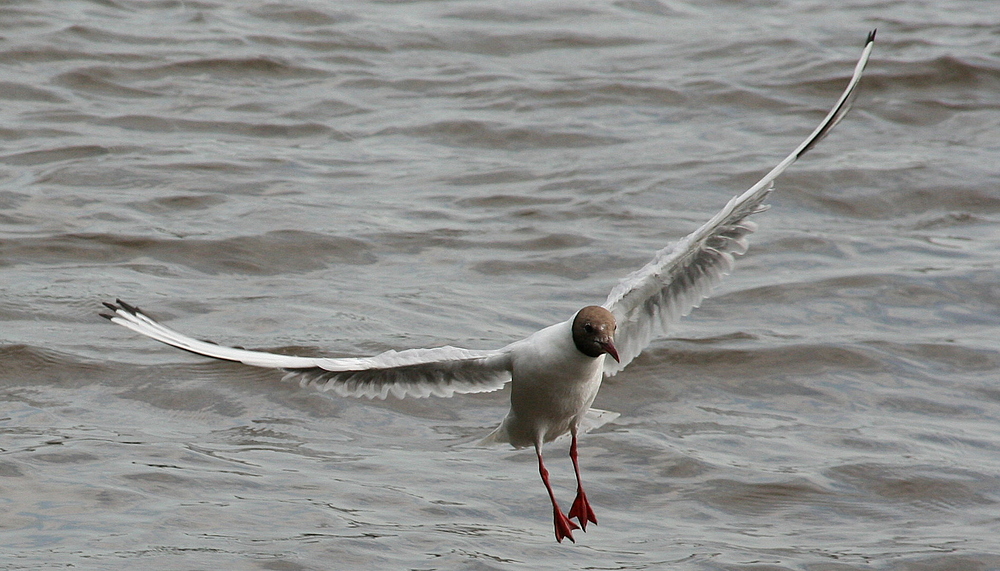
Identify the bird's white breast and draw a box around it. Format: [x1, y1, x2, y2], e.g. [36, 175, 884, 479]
[498, 319, 607, 447]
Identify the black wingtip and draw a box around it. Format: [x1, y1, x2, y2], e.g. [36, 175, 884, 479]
[116, 299, 140, 315]
[99, 312, 116, 320]
[867, 29, 877, 44]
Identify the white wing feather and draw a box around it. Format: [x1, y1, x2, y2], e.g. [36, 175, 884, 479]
[603, 31, 875, 375]
[102, 33, 875, 390]
[102, 300, 512, 399]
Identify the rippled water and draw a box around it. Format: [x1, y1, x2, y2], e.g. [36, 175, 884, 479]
[2, 1, 999, 569]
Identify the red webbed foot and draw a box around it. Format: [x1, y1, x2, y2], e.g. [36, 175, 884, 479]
[568, 487, 598, 531]
[553, 506, 580, 543]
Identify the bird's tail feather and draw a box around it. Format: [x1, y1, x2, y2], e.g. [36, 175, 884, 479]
[578, 408, 620, 435]
[478, 408, 620, 447]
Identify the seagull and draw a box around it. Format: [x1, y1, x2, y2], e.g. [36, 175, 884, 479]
[102, 31, 875, 543]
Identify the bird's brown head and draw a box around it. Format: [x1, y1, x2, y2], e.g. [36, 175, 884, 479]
[572, 306, 619, 363]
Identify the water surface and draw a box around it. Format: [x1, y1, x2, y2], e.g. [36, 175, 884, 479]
[2, 1, 999, 569]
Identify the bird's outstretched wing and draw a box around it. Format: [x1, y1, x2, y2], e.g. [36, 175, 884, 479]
[101, 300, 512, 399]
[603, 30, 876, 375]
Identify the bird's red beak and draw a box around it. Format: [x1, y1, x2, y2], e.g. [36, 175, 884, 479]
[601, 340, 620, 363]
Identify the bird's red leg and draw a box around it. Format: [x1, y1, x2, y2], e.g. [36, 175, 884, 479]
[535, 443, 578, 543]
[567, 432, 598, 530]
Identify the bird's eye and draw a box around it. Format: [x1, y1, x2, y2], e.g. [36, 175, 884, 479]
[584, 323, 594, 333]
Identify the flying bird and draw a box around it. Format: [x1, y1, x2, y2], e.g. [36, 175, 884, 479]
[103, 31, 875, 543]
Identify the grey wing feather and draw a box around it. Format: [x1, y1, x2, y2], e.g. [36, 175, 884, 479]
[102, 300, 512, 399]
[603, 30, 875, 375]
[284, 348, 512, 399]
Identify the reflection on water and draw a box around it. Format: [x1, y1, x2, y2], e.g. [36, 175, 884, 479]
[2, 1, 999, 569]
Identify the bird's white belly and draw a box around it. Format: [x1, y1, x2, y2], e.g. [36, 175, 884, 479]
[500, 323, 606, 448]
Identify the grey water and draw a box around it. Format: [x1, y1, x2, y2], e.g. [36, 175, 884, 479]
[1, 1, 999, 569]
